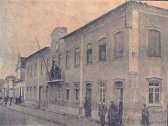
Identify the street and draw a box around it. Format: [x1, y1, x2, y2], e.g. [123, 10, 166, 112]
[0, 105, 61, 126]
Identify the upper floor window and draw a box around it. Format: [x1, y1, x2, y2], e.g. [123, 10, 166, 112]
[46, 59, 49, 70]
[40, 61, 43, 75]
[66, 51, 70, 68]
[87, 43, 93, 64]
[74, 48, 80, 67]
[114, 31, 124, 59]
[148, 29, 161, 57]
[99, 38, 106, 61]
[58, 54, 62, 68]
[27, 66, 29, 78]
[148, 80, 161, 104]
[34, 64, 37, 76]
[30, 65, 33, 77]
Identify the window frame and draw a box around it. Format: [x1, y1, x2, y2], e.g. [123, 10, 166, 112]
[66, 88, 70, 101]
[74, 83, 79, 101]
[147, 28, 161, 57]
[66, 50, 70, 69]
[114, 31, 124, 59]
[99, 38, 106, 62]
[98, 81, 106, 104]
[86, 43, 93, 64]
[74, 48, 80, 67]
[146, 77, 162, 106]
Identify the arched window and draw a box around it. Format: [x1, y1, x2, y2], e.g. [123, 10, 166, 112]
[114, 31, 124, 59]
[148, 29, 161, 57]
[87, 43, 93, 64]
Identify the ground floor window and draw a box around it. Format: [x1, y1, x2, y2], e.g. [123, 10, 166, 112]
[99, 81, 106, 103]
[148, 81, 160, 104]
[74, 83, 79, 101]
[66, 88, 70, 101]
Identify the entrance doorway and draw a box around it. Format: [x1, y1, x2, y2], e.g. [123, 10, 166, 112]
[115, 81, 123, 123]
[84, 83, 92, 117]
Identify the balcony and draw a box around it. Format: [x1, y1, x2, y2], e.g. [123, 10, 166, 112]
[46, 66, 64, 84]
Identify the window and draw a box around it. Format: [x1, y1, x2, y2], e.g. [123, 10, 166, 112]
[27, 87, 29, 92]
[66, 51, 70, 68]
[30, 87, 32, 92]
[87, 43, 93, 64]
[148, 81, 161, 104]
[58, 54, 62, 68]
[66, 88, 70, 100]
[31, 65, 33, 77]
[27, 66, 29, 78]
[75, 88, 79, 100]
[99, 38, 106, 61]
[40, 61, 43, 75]
[148, 29, 161, 57]
[75, 48, 80, 67]
[34, 64, 37, 76]
[74, 83, 79, 101]
[99, 82, 106, 103]
[114, 31, 124, 59]
[34, 86, 36, 91]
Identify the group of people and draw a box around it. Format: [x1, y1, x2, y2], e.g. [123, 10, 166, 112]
[4, 96, 13, 106]
[15, 96, 23, 104]
[98, 101, 122, 126]
[98, 102, 149, 126]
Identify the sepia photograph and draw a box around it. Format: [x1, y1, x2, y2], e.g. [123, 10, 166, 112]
[0, 0, 168, 126]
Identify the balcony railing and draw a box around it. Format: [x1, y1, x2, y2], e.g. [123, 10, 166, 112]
[46, 66, 64, 82]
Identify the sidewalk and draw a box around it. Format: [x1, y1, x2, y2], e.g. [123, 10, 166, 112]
[1, 102, 106, 126]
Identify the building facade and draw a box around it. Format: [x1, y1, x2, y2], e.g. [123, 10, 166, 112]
[46, 2, 168, 126]
[14, 56, 26, 100]
[23, 1, 168, 126]
[2, 76, 16, 99]
[24, 47, 50, 108]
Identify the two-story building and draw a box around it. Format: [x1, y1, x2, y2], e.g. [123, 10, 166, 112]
[45, 1, 168, 126]
[24, 47, 50, 109]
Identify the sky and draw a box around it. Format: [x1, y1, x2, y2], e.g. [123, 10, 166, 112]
[0, 0, 168, 79]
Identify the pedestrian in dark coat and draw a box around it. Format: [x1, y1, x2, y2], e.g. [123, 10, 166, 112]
[108, 101, 118, 126]
[84, 97, 91, 117]
[4, 96, 8, 106]
[98, 103, 107, 126]
[9, 97, 13, 106]
[142, 104, 149, 126]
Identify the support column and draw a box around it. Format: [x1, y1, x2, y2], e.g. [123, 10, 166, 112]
[124, 9, 141, 126]
[79, 34, 84, 117]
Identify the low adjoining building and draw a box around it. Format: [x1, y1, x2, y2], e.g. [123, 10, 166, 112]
[14, 56, 26, 101]
[24, 47, 50, 108]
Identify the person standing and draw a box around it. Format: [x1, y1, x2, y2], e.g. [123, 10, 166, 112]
[142, 104, 149, 126]
[4, 96, 8, 106]
[9, 97, 13, 106]
[108, 101, 118, 126]
[98, 102, 107, 126]
[84, 97, 91, 117]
